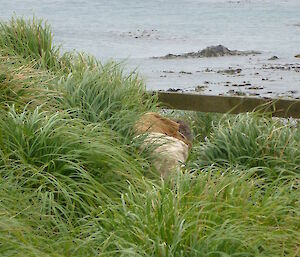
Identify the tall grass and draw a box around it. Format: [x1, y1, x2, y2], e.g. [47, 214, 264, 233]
[0, 17, 299, 257]
[58, 55, 158, 138]
[188, 113, 300, 179]
[1, 167, 298, 256]
[92, 170, 299, 256]
[0, 17, 64, 71]
[0, 51, 60, 109]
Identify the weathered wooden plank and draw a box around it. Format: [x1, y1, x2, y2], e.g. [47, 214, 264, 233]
[152, 91, 300, 118]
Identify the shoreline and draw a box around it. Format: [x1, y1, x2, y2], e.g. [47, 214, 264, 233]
[125, 51, 300, 99]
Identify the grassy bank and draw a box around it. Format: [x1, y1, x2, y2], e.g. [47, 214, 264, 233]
[0, 17, 299, 257]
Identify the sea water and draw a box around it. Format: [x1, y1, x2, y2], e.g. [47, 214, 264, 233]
[1, 0, 299, 96]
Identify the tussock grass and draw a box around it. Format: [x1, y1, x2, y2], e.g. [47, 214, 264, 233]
[97, 170, 299, 256]
[0, 51, 60, 109]
[0, 17, 63, 71]
[58, 55, 158, 137]
[188, 113, 300, 179]
[0, 17, 299, 257]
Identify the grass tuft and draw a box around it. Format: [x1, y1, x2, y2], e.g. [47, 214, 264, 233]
[188, 113, 300, 179]
[0, 17, 63, 71]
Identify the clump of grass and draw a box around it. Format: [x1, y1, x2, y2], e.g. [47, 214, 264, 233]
[2, 165, 298, 256]
[188, 113, 300, 179]
[0, 106, 94, 220]
[0, 107, 157, 256]
[75, 170, 300, 256]
[167, 110, 223, 142]
[0, 51, 60, 109]
[0, 17, 64, 71]
[58, 55, 158, 138]
[0, 105, 153, 212]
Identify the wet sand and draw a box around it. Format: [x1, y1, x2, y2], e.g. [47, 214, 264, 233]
[126, 53, 300, 99]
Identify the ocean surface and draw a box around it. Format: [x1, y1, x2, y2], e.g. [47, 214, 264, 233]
[1, 0, 300, 97]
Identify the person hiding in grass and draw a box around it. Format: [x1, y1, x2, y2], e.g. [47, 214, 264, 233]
[134, 112, 193, 178]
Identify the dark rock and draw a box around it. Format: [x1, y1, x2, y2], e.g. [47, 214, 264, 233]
[247, 86, 264, 90]
[234, 91, 247, 96]
[179, 71, 192, 75]
[262, 63, 300, 72]
[227, 90, 246, 96]
[154, 45, 261, 59]
[197, 45, 260, 57]
[195, 85, 208, 92]
[232, 83, 246, 87]
[167, 88, 181, 92]
[162, 53, 180, 59]
[217, 68, 242, 75]
[198, 45, 232, 57]
[268, 56, 279, 60]
[287, 90, 297, 94]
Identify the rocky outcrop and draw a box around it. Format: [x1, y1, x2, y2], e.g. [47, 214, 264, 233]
[268, 56, 279, 60]
[155, 45, 261, 59]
